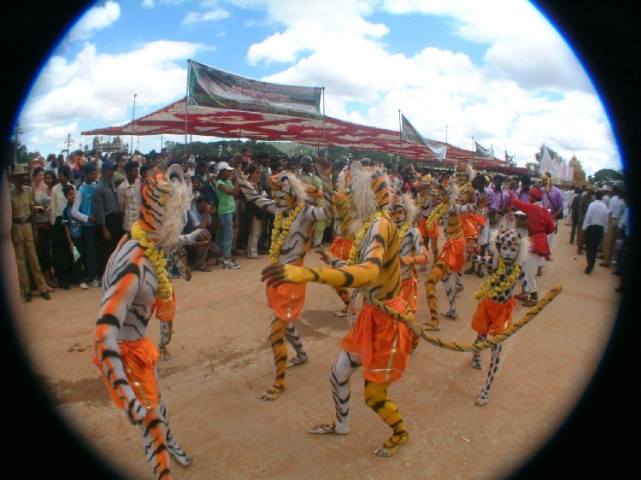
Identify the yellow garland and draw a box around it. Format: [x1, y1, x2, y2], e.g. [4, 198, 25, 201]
[130, 221, 172, 301]
[473, 258, 520, 303]
[426, 202, 449, 231]
[397, 221, 410, 240]
[269, 203, 304, 264]
[346, 211, 386, 266]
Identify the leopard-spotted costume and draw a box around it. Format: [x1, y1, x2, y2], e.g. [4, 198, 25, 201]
[423, 177, 488, 330]
[468, 228, 529, 406]
[262, 163, 413, 457]
[93, 164, 209, 479]
[237, 157, 335, 401]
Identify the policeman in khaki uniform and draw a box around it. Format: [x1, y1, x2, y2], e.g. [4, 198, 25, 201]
[10, 164, 51, 302]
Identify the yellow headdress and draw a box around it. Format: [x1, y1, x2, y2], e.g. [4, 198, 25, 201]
[542, 172, 552, 192]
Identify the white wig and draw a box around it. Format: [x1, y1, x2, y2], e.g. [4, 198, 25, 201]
[350, 168, 378, 222]
[400, 193, 419, 225]
[278, 170, 308, 205]
[157, 164, 191, 251]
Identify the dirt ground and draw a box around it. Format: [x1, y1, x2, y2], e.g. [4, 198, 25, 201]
[4, 221, 629, 479]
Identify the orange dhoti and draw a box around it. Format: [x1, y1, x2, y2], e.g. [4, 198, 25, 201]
[460, 213, 485, 240]
[330, 236, 354, 261]
[471, 296, 518, 336]
[401, 276, 419, 313]
[417, 216, 439, 239]
[93, 336, 161, 410]
[341, 296, 413, 384]
[437, 237, 467, 272]
[266, 264, 307, 321]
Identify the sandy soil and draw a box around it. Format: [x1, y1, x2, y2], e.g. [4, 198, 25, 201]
[6, 222, 626, 479]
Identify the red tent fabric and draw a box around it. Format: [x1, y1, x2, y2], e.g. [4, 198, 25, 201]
[82, 97, 503, 165]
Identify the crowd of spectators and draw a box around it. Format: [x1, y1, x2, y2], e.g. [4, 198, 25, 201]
[7, 147, 628, 301]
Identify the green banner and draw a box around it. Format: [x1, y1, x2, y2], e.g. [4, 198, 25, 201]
[187, 60, 322, 119]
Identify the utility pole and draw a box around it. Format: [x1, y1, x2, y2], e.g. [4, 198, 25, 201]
[65, 132, 74, 159]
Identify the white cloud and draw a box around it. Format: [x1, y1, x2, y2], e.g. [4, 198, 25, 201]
[66, 0, 121, 42]
[241, 0, 617, 175]
[20, 39, 205, 154]
[182, 7, 231, 25]
[18, 0, 619, 176]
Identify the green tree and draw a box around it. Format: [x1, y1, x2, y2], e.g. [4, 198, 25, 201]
[7, 139, 30, 165]
[592, 168, 624, 189]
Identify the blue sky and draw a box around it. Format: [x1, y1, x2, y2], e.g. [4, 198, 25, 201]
[18, 0, 620, 175]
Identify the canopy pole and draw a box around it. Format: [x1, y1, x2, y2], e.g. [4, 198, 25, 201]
[398, 109, 403, 161]
[322, 87, 326, 156]
[184, 60, 191, 153]
[184, 99, 188, 151]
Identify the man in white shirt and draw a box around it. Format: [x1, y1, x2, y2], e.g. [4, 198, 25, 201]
[582, 190, 609, 274]
[117, 159, 141, 234]
[600, 185, 624, 267]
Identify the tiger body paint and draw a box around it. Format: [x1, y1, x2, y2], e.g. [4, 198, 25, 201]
[93, 164, 210, 479]
[325, 189, 356, 316]
[390, 192, 429, 353]
[237, 157, 335, 401]
[262, 164, 413, 457]
[416, 189, 440, 264]
[423, 178, 488, 330]
[468, 228, 529, 406]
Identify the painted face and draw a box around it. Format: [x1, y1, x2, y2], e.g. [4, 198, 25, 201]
[499, 243, 518, 262]
[455, 171, 468, 186]
[496, 229, 521, 262]
[274, 189, 295, 211]
[389, 204, 406, 226]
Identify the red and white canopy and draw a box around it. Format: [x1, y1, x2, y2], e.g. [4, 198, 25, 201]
[82, 96, 505, 166]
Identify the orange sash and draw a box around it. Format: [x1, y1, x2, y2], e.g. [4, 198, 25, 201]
[150, 287, 176, 321]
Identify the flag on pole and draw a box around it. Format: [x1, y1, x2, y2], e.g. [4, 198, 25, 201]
[540, 145, 558, 177]
[400, 114, 447, 161]
[505, 150, 515, 163]
[187, 60, 323, 119]
[474, 140, 494, 158]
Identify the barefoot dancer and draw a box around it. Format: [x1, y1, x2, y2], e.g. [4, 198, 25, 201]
[93, 164, 211, 479]
[468, 228, 529, 406]
[261, 164, 414, 457]
[389, 190, 429, 353]
[423, 177, 488, 330]
[237, 157, 335, 401]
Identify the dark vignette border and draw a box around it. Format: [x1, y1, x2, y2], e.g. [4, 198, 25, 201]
[1, 1, 639, 478]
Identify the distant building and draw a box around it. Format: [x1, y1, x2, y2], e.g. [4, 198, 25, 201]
[91, 136, 129, 156]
